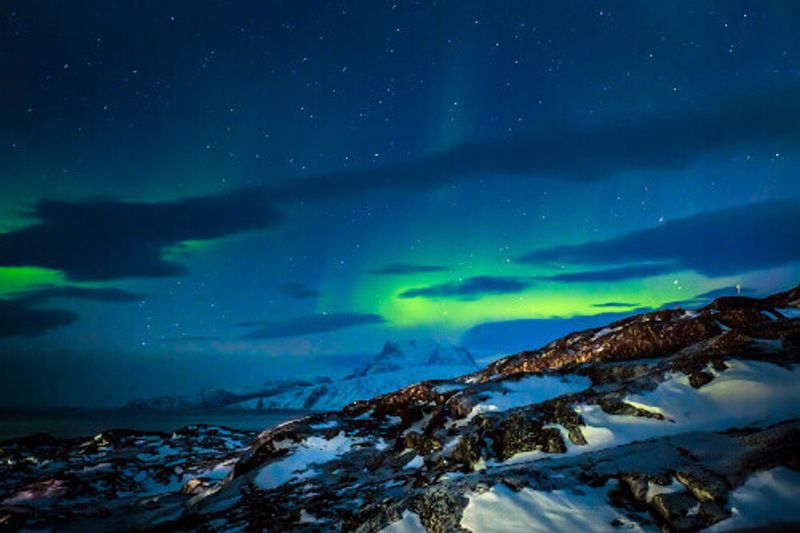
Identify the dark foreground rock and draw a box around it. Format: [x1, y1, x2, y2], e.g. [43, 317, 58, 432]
[2, 284, 799, 531]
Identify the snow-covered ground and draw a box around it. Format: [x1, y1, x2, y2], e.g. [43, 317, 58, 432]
[463, 374, 590, 422]
[706, 467, 800, 531]
[576, 360, 800, 450]
[460, 481, 647, 532]
[255, 431, 375, 490]
[501, 360, 800, 465]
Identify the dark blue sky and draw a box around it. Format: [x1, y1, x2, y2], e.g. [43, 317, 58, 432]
[1, 1, 799, 407]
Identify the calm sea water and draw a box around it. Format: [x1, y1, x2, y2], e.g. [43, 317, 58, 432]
[0, 410, 314, 441]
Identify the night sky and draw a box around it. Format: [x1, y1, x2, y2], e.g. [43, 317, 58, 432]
[2, 1, 799, 408]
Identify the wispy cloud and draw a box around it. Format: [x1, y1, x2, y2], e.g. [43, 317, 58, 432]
[659, 285, 760, 309]
[0, 192, 283, 281]
[277, 282, 320, 300]
[0, 299, 77, 338]
[2, 87, 798, 283]
[592, 301, 641, 308]
[12, 285, 143, 304]
[159, 335, 217, 343]
[399, 276, 532, 300]
[518, 200, 800, 277]
[238, 312, 385, 340]
[274, 86, 800, 199]
[368, 263, 450, 275]
[535, 264, 674, 283]
[0, 284, 142, 338]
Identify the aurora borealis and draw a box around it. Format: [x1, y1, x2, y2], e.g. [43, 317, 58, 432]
[1, 1, 800, 407]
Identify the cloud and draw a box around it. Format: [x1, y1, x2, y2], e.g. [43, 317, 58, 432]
[660, 285, 760, 309]
[238, 312, 385, 340]
[536, 264, 674, 283]
[2, 87, 798, 282]
[0, 191, 283, 281]
[11, 285, 143, 304]
[399, 276, 532, 300]
[277, 282, 320, 300]
[159, 335, 216, 343]
[368, 263, 450, 275]
[518, 200, 800, 277]
[592, 301, 641, 308]
[694, 286, 758, 299]
[0, 299, 77, 338]
[462, 310, 651, 354]
[0, 284, 143, 338]
[274, 86, 800, 199]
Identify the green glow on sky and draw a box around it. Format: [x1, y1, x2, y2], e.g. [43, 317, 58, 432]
[0, 267, 66, 297]
[161, 240, 217, 262]
[347, 268, 716, 330]
[0, 199, 39, 235]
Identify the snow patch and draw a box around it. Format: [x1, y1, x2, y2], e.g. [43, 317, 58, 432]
[761, 310, 779, 321]
[645, 477, 685, 502]
[460, 481, 645, 532]
[575, 360, 800, 453]
[434, 383, 468, 394]
[777, 307, 800, 318]
[707, 467, 800, 531]
[466, 374, 590, 421]
[715, 320, 731, 331]
[200, 458, 236, 480]
[309, 420, 339, 430]
[380, 510, 426, 533]
[298, 509, 320, 524]
[404, 455, 424, 469]
[591, 326, 622, 340]
[254, 432, 361, 490]
[500, 360, 800, 465]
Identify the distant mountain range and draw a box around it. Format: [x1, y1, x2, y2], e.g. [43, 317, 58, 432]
[124, 339, 478, 411]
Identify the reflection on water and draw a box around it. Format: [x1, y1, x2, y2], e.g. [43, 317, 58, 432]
[0, 409, 315, 441]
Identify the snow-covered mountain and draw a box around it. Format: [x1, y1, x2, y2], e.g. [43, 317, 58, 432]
[124, 340, 477, 412]
[349, 339, 477, 377]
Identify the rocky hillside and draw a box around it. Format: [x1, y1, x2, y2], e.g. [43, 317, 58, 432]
[2, 285, 799, 531]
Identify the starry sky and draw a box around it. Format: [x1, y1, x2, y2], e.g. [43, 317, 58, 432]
[1, 1, 799, 408]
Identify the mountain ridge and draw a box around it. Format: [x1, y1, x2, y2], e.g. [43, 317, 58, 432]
[125, 339, 477, 412]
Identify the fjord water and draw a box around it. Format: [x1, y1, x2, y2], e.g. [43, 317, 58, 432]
[0, 409, 313, 441]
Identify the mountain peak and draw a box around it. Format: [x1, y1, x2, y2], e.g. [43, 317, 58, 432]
[351, 338, 477, 378]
